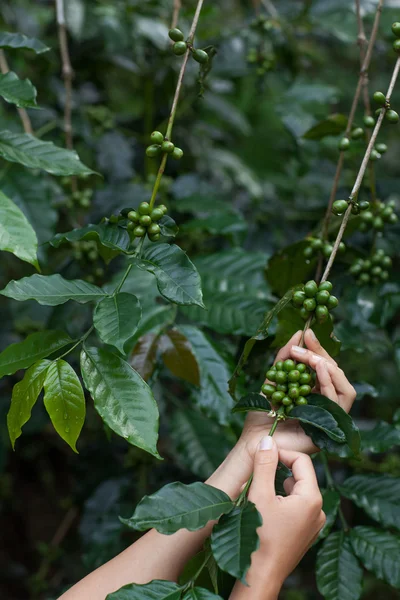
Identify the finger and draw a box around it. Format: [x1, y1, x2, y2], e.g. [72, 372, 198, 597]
[278, 449, 320, 498]
[315, 359, 338, 403]
[283, 476, 295, 495]
[290, 345, 326, 370]
[323, 362, 356, 409]
[273, 331, 303, 365]
[304, 329, 337, 365]
[248, 436, 279, 504]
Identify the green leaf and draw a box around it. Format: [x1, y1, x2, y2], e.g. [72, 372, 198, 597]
[266, 241, 316, 297]
[182, 212, 247, 236]
[316, 531, 363, 600]
[303, 114, 348, 140]
[7, 359, 50, 449]
[350, 526, 400, 588]
[0, 31, 50, 54]
[178, 326, 233, 425]
[318, 488, 341, 540]
[50, 223, 131, 255]
[183, 588, 223, 600]
[0, 131, 96, 176]
[361, 421, 400, 453]
[339, 475, 400, 531]
[43, 360, 86, 453]
[106, 580, 182, 600]
[0, 191, 39, 269]
[136, 244, 204, 308]
[170, 409, 231, 479]
[275, 461, 293, 497]
[94, 293, 142, 353]
[121, 481, 233, 534]
[159, 215, 179, 238]
[211, 501, 262, 583]
[300, 394, 361, 457]
[130, 334, 159, 382]
[80, 347, 160, 458]
[1, 273, 107, 305]
[160, 328, 200, 386]
[288, 405, 346, 443]
[0, 330, 73, 378]
[232, 393, 272, 414]
[0, 71, 37, 108]
[228, 286, 299, 398]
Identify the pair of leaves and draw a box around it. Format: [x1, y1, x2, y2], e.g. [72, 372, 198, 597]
[0, 191, 39, 269]
[0, 71, 37, 108]
[107, 580, 222, 600]
[7, 358, 85, 452]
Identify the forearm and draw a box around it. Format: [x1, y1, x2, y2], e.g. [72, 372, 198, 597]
[229, 556, 282, 600]
[59, 442, 251, 600]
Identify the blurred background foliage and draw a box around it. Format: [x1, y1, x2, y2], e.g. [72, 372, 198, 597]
[0, 0, 400, 598]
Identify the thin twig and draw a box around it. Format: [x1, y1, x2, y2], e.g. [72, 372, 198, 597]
[261, 0, 279, 19]
[171, 0, 182, 30]
[56, 0, 74, 152]
[0, 49, 33, 134]
[321, 56, 400, 283]
[321, 0, 384, 240]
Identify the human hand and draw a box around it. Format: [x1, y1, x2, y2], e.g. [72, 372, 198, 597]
[229, 438, 326, 600]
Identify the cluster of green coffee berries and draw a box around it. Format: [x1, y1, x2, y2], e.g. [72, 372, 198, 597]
[350, 249, 392, 286]
[262, 359, 316, 415]
[303, 237, 346, 260]
[338, 125, 366, 151]
[146, 131, 183, 161]
[358, 200, 398, 233]
[72, 240, 98, 263]
[332, 198, 370, 217]
[124, 202, 167, 242]
[292, 280, 339, 323]
[247, 47, 275, 75]
[392, 22, 400, 53]
[373, 91, 399, 124]
[169, 28, 208, 64]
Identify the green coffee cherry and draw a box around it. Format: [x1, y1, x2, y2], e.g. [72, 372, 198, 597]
[289, 387, 299, 400]
[370, 149, 381, 161]
[311, 238, 323, 251]
[299, 307, 309, 320]
[332, 199, 349, 215]
[304, 280, 318, 297]
[297, 363, 306, 373]
[138, 202, 151, 215]
[392, 22, 400, 37]
[299, 372, 311, 385]
[162, 141, 175, 154]
[169, 28, 185, 42]
[304, 298, 317, 312]
[275, 361, 284, 370]
[150, 208, 164, 221]
[150, 131, 164, 145]
[283, 359, 296, 372]
[272, 391, 285, 404]
[149, 233, 161, 242]
[133, 225, 146, 237]
[128, 210, 139, 222]
[303, 246, 314, 259]
[172, 147, 184, 160]
[146, 144, 162, 158]
[315, 305, 329, 323]
[276, 371, 287, 384]
[266, 370, 277, 381]
[386, 109, 399, 123]
[192, 48, 208, 64]
[319, 281, 333, 292]
[292, 291, 306, 306]
[299, 385, 311, 396]
[373, 91, 387, 105]
[351, 127, 364, 140]
[363, 115, 375, 128]
[375, 143, 387, 154]
[316, 290, 330, 305]
[351, 203, 361, 215]
[173, 41, 187, 55]
[148, 223, 161, 236]
[262, 383, 276, 396]
[276, 384, 287, 392]
[323, 244, 333, 259]
[139, 215, 152, 226]
[338, 137, 350, 151]
[282, 396, 292, 406]
[393, 39, 400, 53]
[359, 200, 370, 211]
[296, 397, 308, 406]
[288, 370, 300, 383]
[327, 295, 339, 309]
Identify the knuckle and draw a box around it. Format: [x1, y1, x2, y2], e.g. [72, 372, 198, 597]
[256, 453, 276, 466]
[309, 493, 324, 513]
[319, 511, 327, 527]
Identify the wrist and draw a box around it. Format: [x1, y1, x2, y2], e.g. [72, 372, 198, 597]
[205, 439, 252, 499]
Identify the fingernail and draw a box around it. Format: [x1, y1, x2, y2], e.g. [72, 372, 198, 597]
[292, 345, 306, 354]
[309, 329, 317, 341]
[259, 436, 273, 450]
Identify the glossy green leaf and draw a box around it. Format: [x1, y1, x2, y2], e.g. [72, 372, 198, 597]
[211, 501, 262, 583]
[0, 191, 39, 269]
[130, 334, 159, 382]
[288, 405, 346, 443]
[159, 215, 179, 238]
[0, 131, 96, 176]
[0, 330, 73, 378]
[318, 489, 341, 540]
[50, 223, 131, 254]
[316, 531, 363, 600]
[303, 113, 347, 140]
[170, 409, 231, 479]
[232, 393, 272, 414]
[0, 31, 50, 53]
[0, 71, 37, 108]
[80, 347, 160, 458]
[228, 286, 299, 398]
[160, 328, 200, 386]
[183, 588, 223, 600]
[275, 461, 293, 497]
[43, 360, 86, 453]
[121, 481, 233, 534]
[178, 326, 233, 425]
[339, 475, 400, 531]
[1, 273, 107, 306]
[300, 394, 361, 457]
[350, 527, 400, 588]
[106, 580, 182, 600]
[361, 421, 400, 453]
[266, 241, 316, 297]
[137, 244, 204, 308]
[7, 359, 50, 449]
[94, 293, 142, 353]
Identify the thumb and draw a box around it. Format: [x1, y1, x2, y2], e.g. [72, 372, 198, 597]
[249, 436, 278, 504]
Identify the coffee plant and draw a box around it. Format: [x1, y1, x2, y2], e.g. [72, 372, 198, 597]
[0, 1, 400, 599]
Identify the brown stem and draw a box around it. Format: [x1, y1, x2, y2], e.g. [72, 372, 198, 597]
[261, 0, 279, 19]
[320, 0, 384, 240]
[171, 0, 182, 30]
[0, 50, 33, 134]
